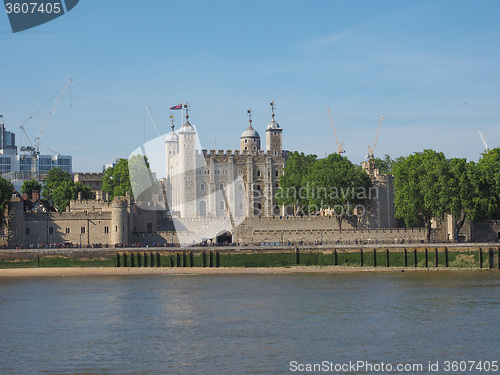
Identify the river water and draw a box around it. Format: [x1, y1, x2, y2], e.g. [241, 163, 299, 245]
[0, 271, 499, 374]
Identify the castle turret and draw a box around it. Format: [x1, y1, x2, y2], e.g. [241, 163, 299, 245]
[240, 108, 260, 152]
[265, 101, 282, 156]
[111, 197, 129, 245]
[165, 116, 179, 215]
[178, 104, 197, 218]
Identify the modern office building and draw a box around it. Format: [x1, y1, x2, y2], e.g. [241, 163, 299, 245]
[0, 115, 72, 186]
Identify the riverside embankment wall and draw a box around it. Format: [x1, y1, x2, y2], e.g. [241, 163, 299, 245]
[1, 244, 499, 269]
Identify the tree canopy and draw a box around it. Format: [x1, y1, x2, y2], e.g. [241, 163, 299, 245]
[41, 168, 92, 212]
[102, 156, 158, 202]
[20, 179, 42, 199]
[392, 148, 500, 242]
[275, 152, 317, 215]
[393, 150, 449, 242]
[276, 152, 372, 229]
[308, 153, 372, 229]
[0, 176, 13, 225]
[102, 159, 132, 201]
[371, 154, 393, 174]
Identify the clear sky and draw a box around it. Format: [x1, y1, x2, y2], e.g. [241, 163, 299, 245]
[1, 0, 499, 172]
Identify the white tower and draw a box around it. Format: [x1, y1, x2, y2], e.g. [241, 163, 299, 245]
[178, 104, 197, 218]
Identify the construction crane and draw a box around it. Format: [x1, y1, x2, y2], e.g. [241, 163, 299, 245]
[19, 77, 73, 179]
[46, 148, 61, 156]
[478, 130, 489, 152]
[144, 102, 166, 143]
[327, 107, 345, 155]
[367, 115, 384, 159]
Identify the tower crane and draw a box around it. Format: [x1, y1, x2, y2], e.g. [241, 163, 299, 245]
[19, 77, 73, 179]
[478, 130, 489, 152]
[46, 148, 61, 156]
[327, 107, 345, 155]
[144, 102, 166, 143]
[367, 115, 384, 159]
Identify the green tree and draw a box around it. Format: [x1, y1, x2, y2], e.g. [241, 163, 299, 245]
[51, 180, 74, 213]
[0, 176, 14, 225]
[275, 152, 317, 215]
[393, 150, 449, 242]
[42, 167, 72, 203]
[20, 179, 42, 199]
[308, 153, 372, 230]
[445, 158, 478, 242]
[41, 168, 93, 212]
[474, 148, 500, 220]
[102, 159, 132, 201]
[128, 154, 160, 202]
[371, 154, 393, 174]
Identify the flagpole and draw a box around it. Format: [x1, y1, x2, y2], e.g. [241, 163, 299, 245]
[181, 101, 184, 124]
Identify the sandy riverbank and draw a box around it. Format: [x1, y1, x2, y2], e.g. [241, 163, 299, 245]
[0, 266, 491, 277]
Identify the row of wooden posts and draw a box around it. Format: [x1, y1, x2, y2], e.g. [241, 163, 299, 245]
[115, 251, 221, 268]
[115, 247, 500, 269]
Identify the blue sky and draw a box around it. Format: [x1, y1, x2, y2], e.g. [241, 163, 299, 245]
[1, 0, 499, 172]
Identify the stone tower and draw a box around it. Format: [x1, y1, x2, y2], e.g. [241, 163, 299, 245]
[240, 108, 260, 152]
[165, 118, 179, 214]
[111, 197, 129, 245]
[178, 106, 197, 218]
[266, 101, 282, 156]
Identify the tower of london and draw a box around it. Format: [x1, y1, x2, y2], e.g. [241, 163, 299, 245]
[164, 103, 288, 221]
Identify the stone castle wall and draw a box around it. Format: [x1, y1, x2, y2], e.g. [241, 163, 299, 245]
[235, 217, 425, 245]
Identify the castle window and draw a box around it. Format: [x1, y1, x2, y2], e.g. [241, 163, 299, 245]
[244, 139, 248, 143]
[200, 182, 205, 191]
[218, 182, 225, 191]
[187, 176, 192, 181]
[219, 201, 225, 210]
[65, 228, 70, 234]
[253, 147, 256, 150]
[257, 170, 261, 177]
[238, 183, 243, 191]
[104, 226, 109, 234]
[81, 226, 86, 234]
[147, 222, 153, 233]
[115, 226, 118, 232]
[244, 147, 247, 150]
[25, 227, 30, 235]
[255, 184, 261, 191]
[275, 170, 279, 177]
[48, 227, 53, 235]
[274, 151, 278, 156]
